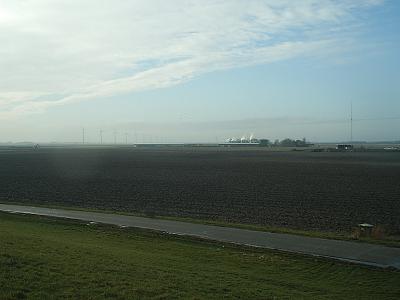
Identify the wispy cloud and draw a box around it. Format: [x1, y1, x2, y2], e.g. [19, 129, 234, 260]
[0, 0, 382, 118]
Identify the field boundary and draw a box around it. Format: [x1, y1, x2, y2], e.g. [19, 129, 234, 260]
[1, 200, 398, 248]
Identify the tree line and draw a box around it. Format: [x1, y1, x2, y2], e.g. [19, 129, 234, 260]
[259, 138, 311, 147]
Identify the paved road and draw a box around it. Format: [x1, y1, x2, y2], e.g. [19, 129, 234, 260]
[1, 203, 399, 269]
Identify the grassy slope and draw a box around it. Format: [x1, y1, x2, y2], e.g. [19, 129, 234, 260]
[1, 213, 400, 299]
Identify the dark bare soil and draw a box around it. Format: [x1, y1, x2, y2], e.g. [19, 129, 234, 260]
[1, 146, 399, 232]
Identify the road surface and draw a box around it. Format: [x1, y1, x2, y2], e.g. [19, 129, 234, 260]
[1, 203, 399, 269]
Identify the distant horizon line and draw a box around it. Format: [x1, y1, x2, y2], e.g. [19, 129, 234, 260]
[1, 140, 400, 146]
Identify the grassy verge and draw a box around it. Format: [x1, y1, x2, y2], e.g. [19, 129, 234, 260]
[1, 200, 399, 248]
[1, 212, 400, 299]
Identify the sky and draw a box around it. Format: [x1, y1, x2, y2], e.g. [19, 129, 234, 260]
[0, 0, 399, 143]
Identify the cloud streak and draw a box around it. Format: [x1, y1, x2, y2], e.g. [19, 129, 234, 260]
[0, 0, 382, 118]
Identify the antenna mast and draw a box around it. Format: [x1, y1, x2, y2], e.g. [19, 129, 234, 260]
[350, 102, 353, 143]
[82, 128, 85, 144]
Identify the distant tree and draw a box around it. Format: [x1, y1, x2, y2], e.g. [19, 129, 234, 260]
[280, 138, 295, 147]
[295, 139, 303, 146]
[259, 139, 270, 147]
[279, 138, 310, 147]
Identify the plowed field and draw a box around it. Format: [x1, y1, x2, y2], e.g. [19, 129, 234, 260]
[1, 147, 399, 232]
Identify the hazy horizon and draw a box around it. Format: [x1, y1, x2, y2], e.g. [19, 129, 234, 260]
[2, 116, 400, 145]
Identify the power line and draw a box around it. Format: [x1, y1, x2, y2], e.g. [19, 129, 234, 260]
[353, 117, 400, 121]
[295, 116, 400, 125]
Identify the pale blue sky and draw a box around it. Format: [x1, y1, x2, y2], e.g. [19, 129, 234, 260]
[0, 0, 399, 143]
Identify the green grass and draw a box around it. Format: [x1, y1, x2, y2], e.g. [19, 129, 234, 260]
[2, 200, 399, 248]
[1, 212, 400, 299]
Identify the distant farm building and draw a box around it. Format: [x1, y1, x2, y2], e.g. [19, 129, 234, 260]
[224, 134, 260, 146]
[336, 144, 353, 151]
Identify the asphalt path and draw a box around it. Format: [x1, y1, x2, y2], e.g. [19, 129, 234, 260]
[1, 203, 399, 269]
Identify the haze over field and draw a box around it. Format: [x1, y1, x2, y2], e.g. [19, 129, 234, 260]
[0, 0, 399, 143]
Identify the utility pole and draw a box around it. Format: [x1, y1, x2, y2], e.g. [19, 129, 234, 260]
[350, 102, 353, 143]
[114, 130, 117, 145]
[125, 132, 128, 145]
[82, 128, 85, 144]
[100, 129, 103, 145]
